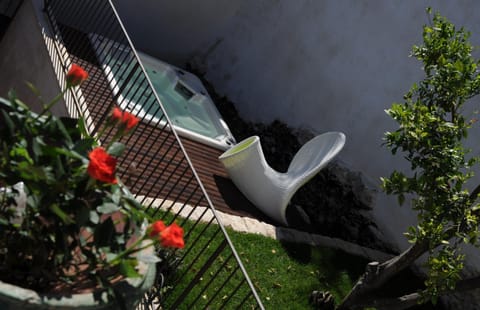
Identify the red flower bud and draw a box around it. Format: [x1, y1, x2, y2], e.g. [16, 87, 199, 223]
[110, 107, 139, 131]
[122, 111, 139, 130]
[149, 220, 166, 238]
[87, 147, 117, 184]
[66, 64, 88, 87]
[160, 223, 184, 249]
[111, 107, 123, 123]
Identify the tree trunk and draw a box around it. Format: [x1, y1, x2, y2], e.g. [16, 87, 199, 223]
[350, 274, 480, 310]
[337, 239, 429, 310]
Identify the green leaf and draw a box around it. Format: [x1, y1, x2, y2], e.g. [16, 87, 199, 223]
[137, 253, 162, 264]
[73, 138, 95, 156]
[55, 117, 73, 145]
[89, 211, 99, 224]
[119, 259, 140, 278]
[31, 137, 43, 160]
[111, 187, 121, 205]
[50, 204, 74, 224]
[10, 147, 33, 164]
[0, 109, 15, 136]
[76, 117, 90, 137]
[75, 204, 91, 226]
[97, 202, 120, 214]
[107, 142, 125, 157]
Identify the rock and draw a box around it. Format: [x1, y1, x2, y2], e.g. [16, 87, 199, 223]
[309, 291, 335, 310]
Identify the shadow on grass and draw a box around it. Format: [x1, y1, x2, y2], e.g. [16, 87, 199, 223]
[280, 241, 445, 309]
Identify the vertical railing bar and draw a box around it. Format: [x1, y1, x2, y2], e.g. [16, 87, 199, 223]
[105, 0, 179, 135]
[110, 60, 140, 108]
[92, 61, 141, 134]
[176, 198, 210, 227]
[116, 64, 144, 105]
[119, 118, 170, 184]
[47, 0, 69, 22]
[203, 253, 240, 309]
[171, 225, 222, 282]
[130, 140, 182, 197]
[140, 163, 192, 210]
[151, 185, 204, 224]
[90, 14, 130, 75]
[90, 46, 138, 136]
[180, 209, 215, 248]
[42, 2, 83, 117]
[168, 239, 228, 309]
[188, 252, 235, 308]
[130, 150, 181, 201]
[203, 264, 241, 310]
[65, 1, 112, 65]
[152, 155, 186, 196]
[167, 183, 205, 223]
[219, 277, 248, 309]
[118, 70, 147, 113]
[129, 146, 175, 198]
[120, 100, 168, 162]
[140, 163, 191, 214]
[236, 290, 255, 310]
[43, 2, 67, 66]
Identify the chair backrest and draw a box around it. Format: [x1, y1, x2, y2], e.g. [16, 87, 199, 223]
[287, 132, 346, 184]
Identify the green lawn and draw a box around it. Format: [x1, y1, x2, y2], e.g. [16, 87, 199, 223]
[155, 211, 367, 309]
[230, 231, 367, 307]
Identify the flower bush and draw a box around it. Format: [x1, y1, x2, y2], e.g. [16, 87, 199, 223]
[0, 64, 183, 296]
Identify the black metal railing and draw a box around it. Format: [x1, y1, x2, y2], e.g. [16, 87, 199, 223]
[43, 0, 264, 309]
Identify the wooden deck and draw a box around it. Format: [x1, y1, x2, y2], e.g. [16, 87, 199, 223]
[59, 25, 271, 224]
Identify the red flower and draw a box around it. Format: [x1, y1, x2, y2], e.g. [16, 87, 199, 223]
[149, 220, 166, 238]
[111, 107, 123, 123]
[66, 64, 88, 87]
[110, 107, 139, 131]
[160, 223, 185, 249]
[87, 147, 117, 184]
[122, 111, 139, 130]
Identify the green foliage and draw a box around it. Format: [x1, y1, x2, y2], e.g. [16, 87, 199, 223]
[0, 91, 155, 294]
[382, 10, 480, 302]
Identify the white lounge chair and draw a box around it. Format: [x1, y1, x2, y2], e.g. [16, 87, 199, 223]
[218, 132, 346, 225]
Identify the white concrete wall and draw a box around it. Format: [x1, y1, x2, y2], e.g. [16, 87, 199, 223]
[113, 0, 480, 270]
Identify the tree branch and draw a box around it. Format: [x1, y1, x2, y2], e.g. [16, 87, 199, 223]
[344, 274, 480, 310]
[337, 239, 429, 310]
[469, 183, 480, 202]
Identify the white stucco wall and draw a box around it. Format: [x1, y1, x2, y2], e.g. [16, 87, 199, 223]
[113, 0, 480, 275]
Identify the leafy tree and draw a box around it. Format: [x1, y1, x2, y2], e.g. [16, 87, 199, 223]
[317, 9, 480, 310]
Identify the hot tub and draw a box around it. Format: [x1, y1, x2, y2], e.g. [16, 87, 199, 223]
[89, 34, 236, 150]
